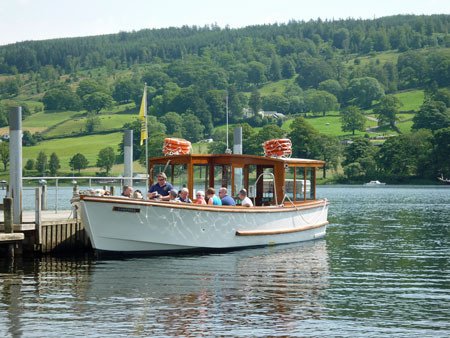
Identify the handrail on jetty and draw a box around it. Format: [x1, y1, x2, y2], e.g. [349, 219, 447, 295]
[21, 176, 147, 213]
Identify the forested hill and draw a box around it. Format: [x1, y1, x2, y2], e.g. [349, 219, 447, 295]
[1, 15, 450, 182]
[1, 14, 449, 74]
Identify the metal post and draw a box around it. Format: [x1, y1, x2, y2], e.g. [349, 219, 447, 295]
[35, 188, 42, 245]
[55, 178, 58, 213]
[225, 95, 231, 154]
[4, 197, 14, 257]
[233, 127, 243, 193]
[41, 184, 47, 210]
[124, 130, 133, 186]
[9, 106, 22, 225]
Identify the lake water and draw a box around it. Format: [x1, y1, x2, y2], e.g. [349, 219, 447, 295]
[1, 186, 449, 337]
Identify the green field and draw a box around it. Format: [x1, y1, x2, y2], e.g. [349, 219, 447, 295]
[44, 114, 136, 137]
[282, 115, 380, 137]
[22, 132, 123, 170]
[394, 90, 424, 111]
[23, 110, 83, 128]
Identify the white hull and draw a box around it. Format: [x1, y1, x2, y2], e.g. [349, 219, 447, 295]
[75, 196, 329, 253]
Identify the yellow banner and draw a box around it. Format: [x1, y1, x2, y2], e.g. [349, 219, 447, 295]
[139, 88, 147, 146]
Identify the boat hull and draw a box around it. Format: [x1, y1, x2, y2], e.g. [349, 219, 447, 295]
[75, 196, 329, 253]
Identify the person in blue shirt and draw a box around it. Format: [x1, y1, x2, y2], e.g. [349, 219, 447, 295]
[218, 187, 236, 206]
[206, 187, 222, 205]
[147, 172, 173, 201]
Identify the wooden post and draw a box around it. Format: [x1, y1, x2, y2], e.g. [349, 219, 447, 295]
[110, 186, 115, 196]
[3, 197, 14, 257]
[72, 185, 79, 219]
[41, 184, 47, 210]
[4, 197, 13, 233]
[35, 188, 42, 245]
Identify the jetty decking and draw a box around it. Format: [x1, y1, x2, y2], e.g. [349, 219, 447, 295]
[0, 209, 90, 254]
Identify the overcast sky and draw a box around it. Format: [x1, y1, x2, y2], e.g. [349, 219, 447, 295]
[1, 0, 449, 46]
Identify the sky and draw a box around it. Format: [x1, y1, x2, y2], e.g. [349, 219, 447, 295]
[0, 0, 449, 46]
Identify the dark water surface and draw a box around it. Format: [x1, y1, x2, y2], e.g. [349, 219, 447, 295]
[1, 186, 449, 337]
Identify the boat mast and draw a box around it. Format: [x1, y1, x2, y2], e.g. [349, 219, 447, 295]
[225, 95, 231, 154]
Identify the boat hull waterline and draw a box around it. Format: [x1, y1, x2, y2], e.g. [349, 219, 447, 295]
[76, 196, 329, 253]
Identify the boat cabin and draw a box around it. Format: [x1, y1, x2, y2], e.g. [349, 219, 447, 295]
[148, 154, 324, 206]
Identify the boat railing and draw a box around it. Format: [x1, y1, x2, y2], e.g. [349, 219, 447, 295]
[253, 172, 278, 206]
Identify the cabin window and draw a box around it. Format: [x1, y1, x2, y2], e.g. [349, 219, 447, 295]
[285, 166, 295, 200]
[193, 164, 209, 194]
[233, 166, 244, 197]
[247, 165, 257, 198]
[213, 165, 231, 192]
[295, 167, 308, 201]
[170, 164, 188, 190]
[307, 167, 316, 200]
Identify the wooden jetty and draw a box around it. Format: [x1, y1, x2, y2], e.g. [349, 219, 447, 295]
[0, 195, 90, 256]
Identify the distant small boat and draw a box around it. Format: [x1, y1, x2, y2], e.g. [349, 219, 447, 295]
[364, 180, 386, 186]
[437, 175, 450, 185]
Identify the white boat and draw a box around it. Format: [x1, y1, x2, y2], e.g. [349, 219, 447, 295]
[72, 153, 329, 254]
[364, 180, 386, 186]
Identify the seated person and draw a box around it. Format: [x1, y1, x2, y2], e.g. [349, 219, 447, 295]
[239, 189, 253, 207]
[206, 187, 222, 205]
[147, 173, 173, 201]
[196, 191, 207, 205]
[176, 188, 193, 203]
[218, 187, 236, 206]
[121, 185, 133, 197]
[168, 189, 178, 201]
[133, 189, 143, 199]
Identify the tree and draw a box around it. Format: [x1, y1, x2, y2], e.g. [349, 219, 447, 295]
[318, 79, 343, 102]
[341, 105, 366, 135]
[288, 117, 320, 158]
[433, 127, 450, 176]
[48, 152, 60, 176]
[247, 61, 266, 85]
[112, 78, 140, 104]
[85, 113, 101, 132]
[0, 142, 9, 171]
[160, 112, 183, 136]
[281, 59, 295, 79]
[315, 134, 342, 179]
[269, 56, 281, 81]
[96, 147, 115, 174]
[22, 130, 37, 146]
[25, 159, 35, 171]
[295, 58, 337, 89]
[374, 95, 402, 128]
[342, 138, 376, 170]
[42, 85, 82, 111]
[83, 92, 113, 113]
[262, 94, 290, 115]
[36, 151, 47, 175]
[346, 77, 385, 109]
[69, 153, 89, 173]
[181, 112, 204, 143]
[412, 101, 450, 131]
[306, 90, 339, 116]
[249, 89, 261, 115]
[76, 79, 104, 98]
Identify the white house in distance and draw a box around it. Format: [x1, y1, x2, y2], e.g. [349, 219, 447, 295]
[243, 108, 285, 119]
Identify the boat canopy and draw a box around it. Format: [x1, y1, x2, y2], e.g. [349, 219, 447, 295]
[148, 154, 324, 207]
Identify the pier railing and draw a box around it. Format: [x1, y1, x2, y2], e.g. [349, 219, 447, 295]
[21, 176, 147, 213]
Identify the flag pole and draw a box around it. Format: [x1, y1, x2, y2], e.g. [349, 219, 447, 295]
[144, 83, 149, 191]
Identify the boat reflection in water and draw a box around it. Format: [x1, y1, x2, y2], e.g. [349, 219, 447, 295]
[87, 240, 329, 336]
[0, 241, 328, 336]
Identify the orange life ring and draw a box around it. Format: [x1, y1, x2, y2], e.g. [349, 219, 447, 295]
[163, 138, 191, 155]
[164, 144, 191, 150]
[264, 143, 292, 150]
[264, 139, 291, 147]
[165, 138, 191, 147]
